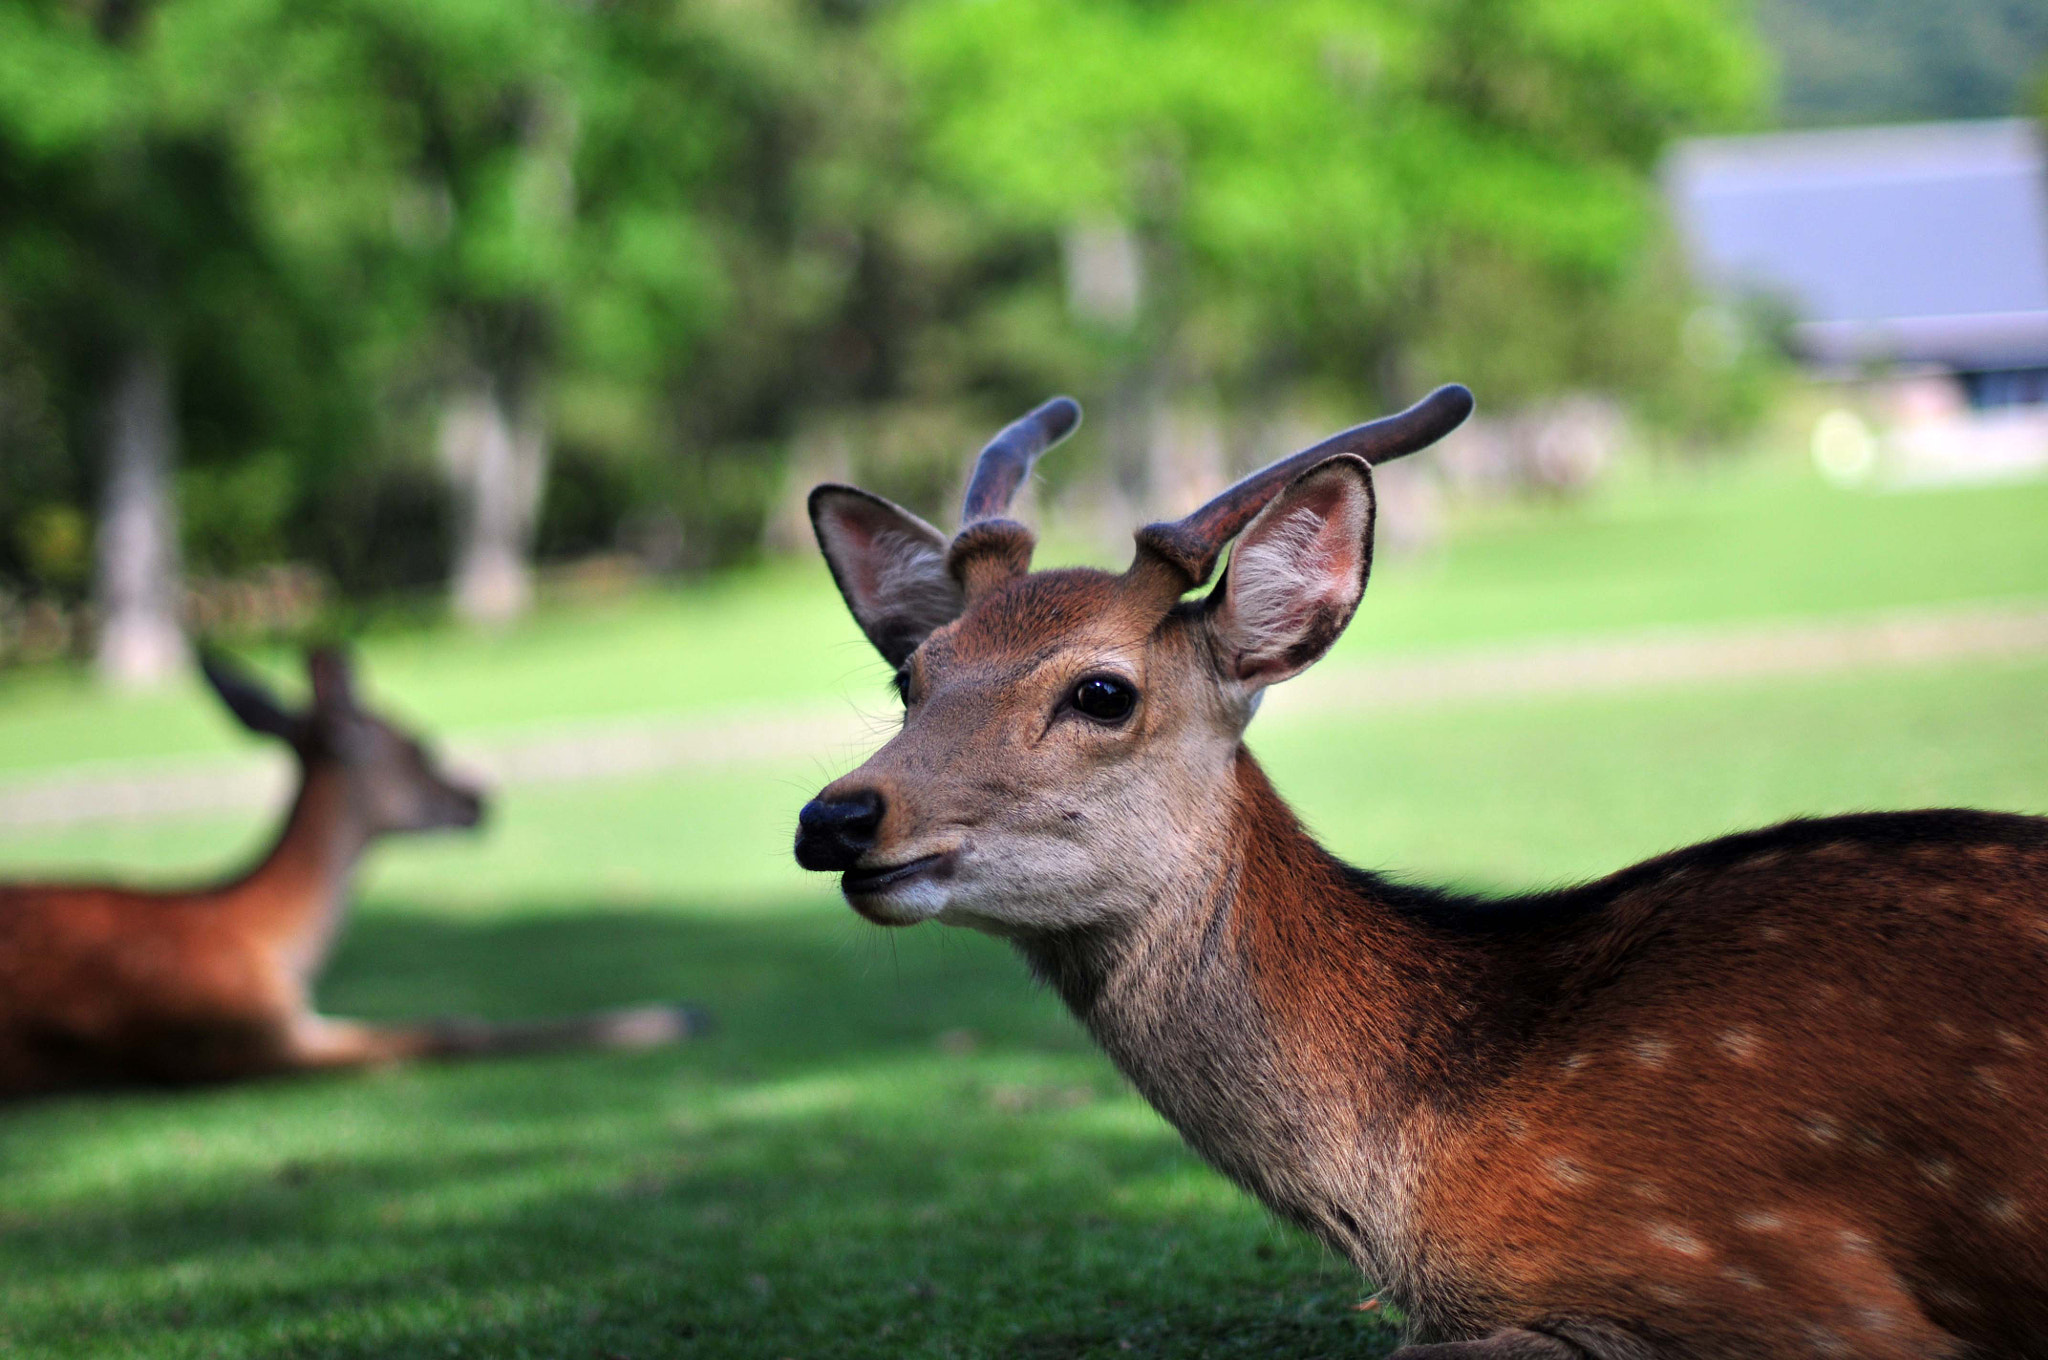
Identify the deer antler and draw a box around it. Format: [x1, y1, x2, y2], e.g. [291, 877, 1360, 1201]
[961, 397, 1083, 526]
[1129, 384, 1473, 591]
[947, 396, 1084, 597]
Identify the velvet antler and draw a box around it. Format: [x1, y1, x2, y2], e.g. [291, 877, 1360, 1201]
[947, 396, 1084, 597]
[1130, 384, 1473, 591]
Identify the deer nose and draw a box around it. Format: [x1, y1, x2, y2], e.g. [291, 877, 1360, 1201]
[795, 789, 885, 872]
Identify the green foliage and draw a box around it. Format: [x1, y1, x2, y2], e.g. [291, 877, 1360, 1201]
[185, 0, 743, 367]
[0, 304, 81, 594]
[14, 503, 89, 589]
[174, 0, 791, 578]
[179, 452, 295, 575]
[888, 0, 1763, 407]
[0, 0, 1777, 615]
[0, 0, 367, 617]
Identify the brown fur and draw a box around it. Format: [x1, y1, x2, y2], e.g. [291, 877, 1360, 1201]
[798, 399, 2048, 1358]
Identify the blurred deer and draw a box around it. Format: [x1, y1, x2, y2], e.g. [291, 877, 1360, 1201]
[0, 647, 703, 1098]
[795, 389, 2048, 1359]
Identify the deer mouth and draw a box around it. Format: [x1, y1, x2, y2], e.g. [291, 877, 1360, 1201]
[843, 852, 947, 895]
[842, 852, 953, 911]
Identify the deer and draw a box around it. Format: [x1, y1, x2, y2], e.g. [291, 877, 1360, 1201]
[0, 646, 704, 1099]
[793, 387, 2048, 1359]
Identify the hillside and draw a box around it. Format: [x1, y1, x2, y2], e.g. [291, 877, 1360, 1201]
[1761, 0, 2048, 126]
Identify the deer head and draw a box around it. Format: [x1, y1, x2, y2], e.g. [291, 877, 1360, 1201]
[795, 386, 1472, 933]
[200, 646, 485, 836]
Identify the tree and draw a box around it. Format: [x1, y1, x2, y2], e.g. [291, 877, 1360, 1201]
[883, 0, 1765, 500]
[176, 0, 765, 624]
[0, 0, 1780, 655]
[1759, 0, 2048, 126]
[0, 0, 285, 685]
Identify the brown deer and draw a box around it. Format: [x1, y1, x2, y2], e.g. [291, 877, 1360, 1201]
[794, 389, 2048, 1359]
[0, 647, 703, 1099]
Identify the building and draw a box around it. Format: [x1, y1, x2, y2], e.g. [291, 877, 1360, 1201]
[1666, 119, 2048, 484]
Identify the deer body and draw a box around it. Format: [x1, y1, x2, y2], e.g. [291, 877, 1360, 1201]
[794, 390, 2048, 1357]
[0, 650, 700, 1100]
[1030, 754, 2048, 1356]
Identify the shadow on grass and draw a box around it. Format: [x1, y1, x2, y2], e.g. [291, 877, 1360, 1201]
[0, 902, 1400, 1360]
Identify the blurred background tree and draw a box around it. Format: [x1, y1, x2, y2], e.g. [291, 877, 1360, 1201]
[0, 0, 317, 685]
[1758, 0, 2048, 126]
[884, 0, 1760, 520]
[16, 0, 2032, 680]
[176, 0, 794, 624]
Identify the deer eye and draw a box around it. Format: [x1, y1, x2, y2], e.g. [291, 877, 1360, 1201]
[1070, 675, 1136, 724]
[892, 668, 912, 705]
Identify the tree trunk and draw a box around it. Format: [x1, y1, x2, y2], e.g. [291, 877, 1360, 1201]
[441, 370, 547, 627]
[439, 79, 576, 628]
[93, 340, 187, 689]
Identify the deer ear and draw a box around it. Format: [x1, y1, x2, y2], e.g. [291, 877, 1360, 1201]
[198, 648, 305, 742]
[307, 646, 357, 713]
[1205, 454, 1375, 693]
[809, 486, 965, 667]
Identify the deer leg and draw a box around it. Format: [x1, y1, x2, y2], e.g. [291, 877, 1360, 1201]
[1390, 1331, 1588, 1359]
[283, 1015, 445, 1070]
[283, 1004, 709, 1072]
[401, 1004, 711, 1058]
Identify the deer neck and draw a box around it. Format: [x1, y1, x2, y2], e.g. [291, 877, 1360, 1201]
[223, 760, 371, 980]
[1014, 749, 1501, 1288]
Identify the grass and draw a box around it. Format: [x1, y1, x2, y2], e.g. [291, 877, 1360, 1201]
[1, 454, 2045, 778]
[2, 651, 2045, 1358]
[1, 452, 2046, 1358]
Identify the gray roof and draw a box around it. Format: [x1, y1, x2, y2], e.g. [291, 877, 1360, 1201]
[1665, 119, 2048, 371]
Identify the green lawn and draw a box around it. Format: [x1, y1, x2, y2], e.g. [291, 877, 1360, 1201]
[1, 456, 2046, 1358]
[3, 650, 2046, 1358]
